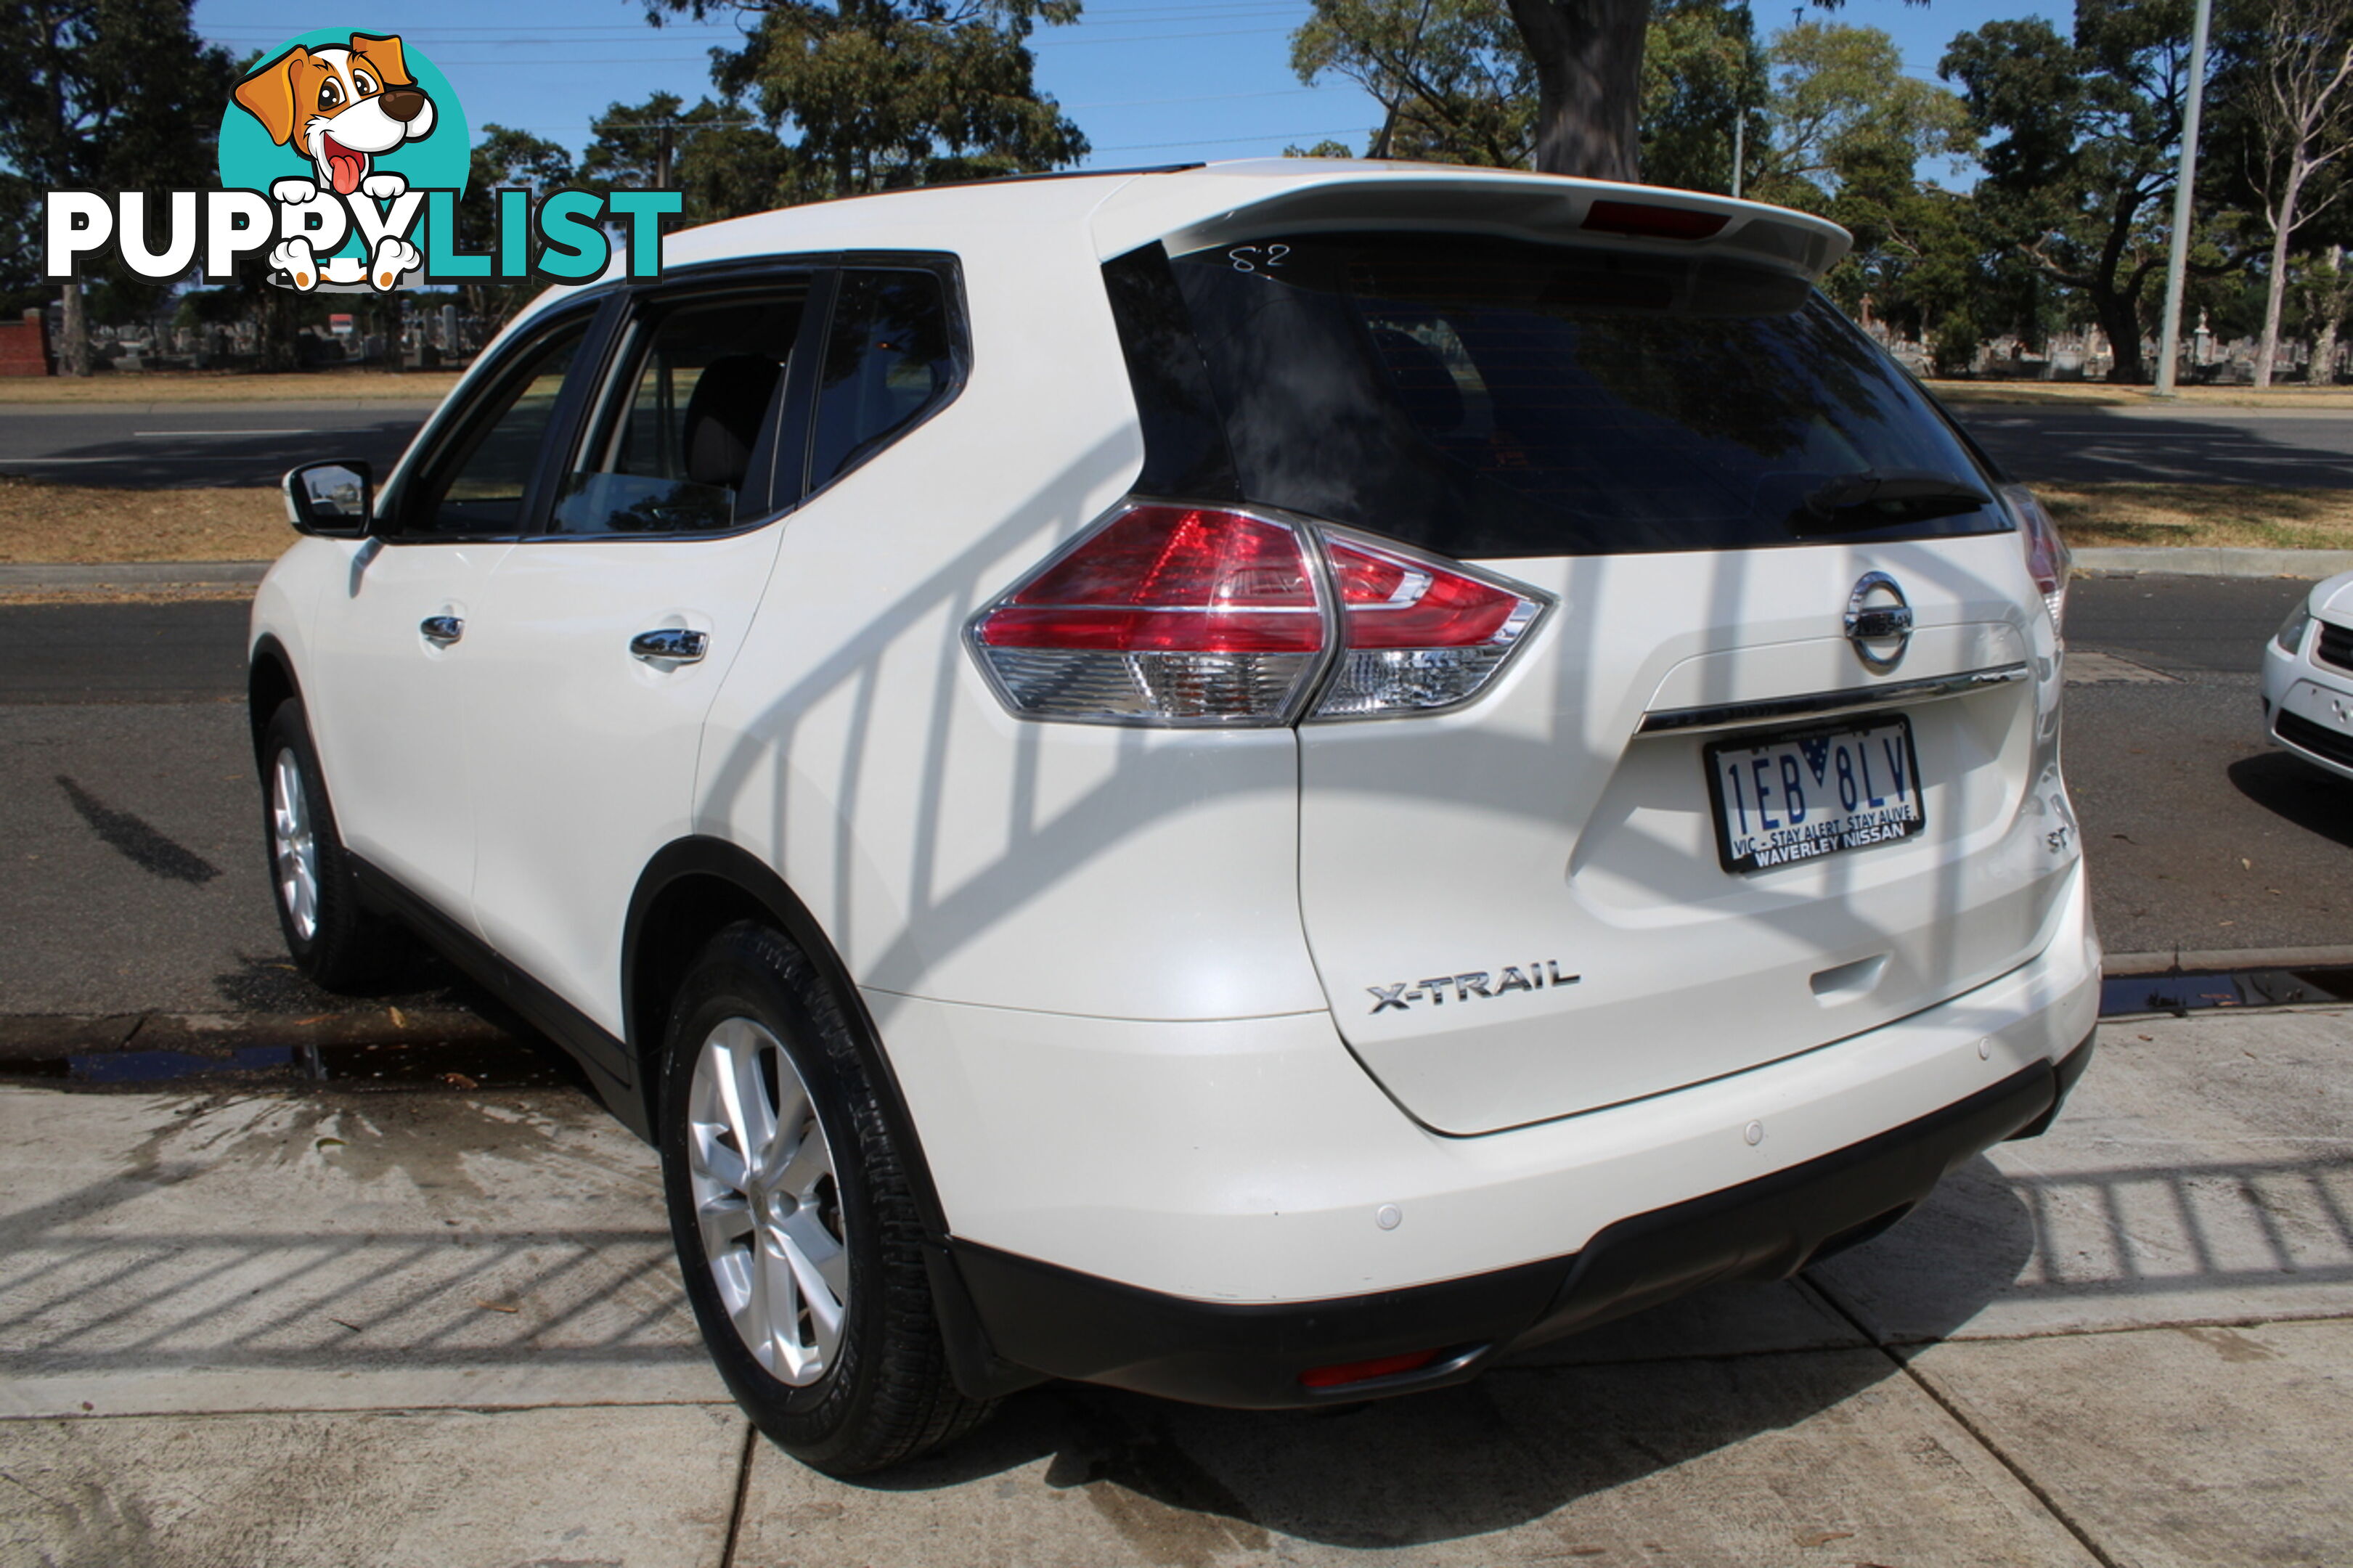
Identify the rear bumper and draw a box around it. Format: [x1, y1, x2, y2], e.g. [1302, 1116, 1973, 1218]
[873, 857, 2100, 1309]
[944, 1033, 2093, 1408]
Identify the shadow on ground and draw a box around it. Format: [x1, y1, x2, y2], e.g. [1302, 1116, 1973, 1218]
[2231, 751, 2353, 851]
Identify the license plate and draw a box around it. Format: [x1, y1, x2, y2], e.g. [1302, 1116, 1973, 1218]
[1705, 716, 1925, 873]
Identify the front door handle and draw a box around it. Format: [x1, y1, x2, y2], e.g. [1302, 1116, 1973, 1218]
[420, 615, 463, 647]
[630, 628, 709, 664]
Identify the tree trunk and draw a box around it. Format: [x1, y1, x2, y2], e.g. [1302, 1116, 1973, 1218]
[2311, 245, 2344, 383]
[2094, 287, 2145, 385]
[58, 282, 89, 377]
[1505, 0, 1648, 181]
[2255, 163, 2311, 390]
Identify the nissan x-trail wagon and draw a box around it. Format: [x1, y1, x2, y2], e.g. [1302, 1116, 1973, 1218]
[253, 161, 2100, 1474]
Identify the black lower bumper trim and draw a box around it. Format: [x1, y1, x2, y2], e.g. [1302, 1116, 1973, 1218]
[948, 1035, 2090, 1408]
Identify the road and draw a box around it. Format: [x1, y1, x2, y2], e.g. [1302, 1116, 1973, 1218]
[8, 393, 2353, 491]
[1957, 404, 2353, 488]
[0, 575, 2341, 1023]
[0, 400, 434, 488]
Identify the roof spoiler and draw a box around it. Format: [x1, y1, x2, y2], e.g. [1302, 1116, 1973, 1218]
[1092, 163, 1851, 285]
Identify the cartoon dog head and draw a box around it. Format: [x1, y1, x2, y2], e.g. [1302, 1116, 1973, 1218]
[233, 34, 436, 197]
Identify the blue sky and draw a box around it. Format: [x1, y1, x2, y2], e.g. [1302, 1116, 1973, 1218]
[188, 0, 2071, 180]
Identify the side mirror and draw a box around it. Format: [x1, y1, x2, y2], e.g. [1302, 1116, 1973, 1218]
[284, 460, 373, 538]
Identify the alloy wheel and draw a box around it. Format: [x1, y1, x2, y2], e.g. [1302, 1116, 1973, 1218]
[685, 1016, 849, 1385]
[269, 747, 320, 942]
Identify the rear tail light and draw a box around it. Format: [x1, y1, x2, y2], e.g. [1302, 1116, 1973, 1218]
[1313, 535, 1546, 718]
[2002, 483, 2070, 635]
[968, 502, 1549, 725]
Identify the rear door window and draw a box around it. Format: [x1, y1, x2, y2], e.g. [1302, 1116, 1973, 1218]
[807, 269, 962, 492]
[1109, 234, 2010, 560]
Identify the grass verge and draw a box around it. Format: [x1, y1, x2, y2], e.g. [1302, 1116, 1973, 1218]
[0, 477, 286, 563]
[2039, 482, 2353, 551]
[0, 370, 460, 404]
[1925, 379, 2353, 409]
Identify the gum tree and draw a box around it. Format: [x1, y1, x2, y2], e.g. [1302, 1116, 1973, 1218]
[643, 0, 1087, 197]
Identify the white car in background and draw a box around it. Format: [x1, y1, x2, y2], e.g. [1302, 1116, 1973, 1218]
[2264, 571, 2353, 781]
[249, 160, 2100, 1474]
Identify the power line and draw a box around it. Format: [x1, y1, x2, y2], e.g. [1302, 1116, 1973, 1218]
[1093, 128, 1365, 152]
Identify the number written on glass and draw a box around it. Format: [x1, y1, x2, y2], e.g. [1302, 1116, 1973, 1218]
[1228, 243, 1291, 274]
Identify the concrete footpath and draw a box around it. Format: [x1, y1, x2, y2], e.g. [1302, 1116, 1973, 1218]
[2, 1005, 2349, 1567]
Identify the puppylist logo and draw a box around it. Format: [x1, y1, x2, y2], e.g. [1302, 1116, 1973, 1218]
[46, 28, 680, 293]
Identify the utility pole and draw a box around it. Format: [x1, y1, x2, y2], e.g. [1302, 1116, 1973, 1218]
[1732, 1, 1754, 200]
[2154, 0, 2214, 397]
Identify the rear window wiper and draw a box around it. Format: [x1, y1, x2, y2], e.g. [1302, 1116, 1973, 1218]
[1791, 470, 1991, 536]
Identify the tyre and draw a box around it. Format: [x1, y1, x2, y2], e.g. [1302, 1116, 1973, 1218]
[258, 698, 405, 989]
[658, 921, 992, 1474]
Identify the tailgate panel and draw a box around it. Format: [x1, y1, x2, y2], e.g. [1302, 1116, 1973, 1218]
[1294, 536, 2073, 1135]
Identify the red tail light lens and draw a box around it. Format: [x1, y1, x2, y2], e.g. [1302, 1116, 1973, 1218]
[1314, 534, 1546, 719]
[970, 504, 1324, 724]
[979, 505, 1320, 654]
[968, 504, 1550, 725]
[2001, 483, 2070, 635]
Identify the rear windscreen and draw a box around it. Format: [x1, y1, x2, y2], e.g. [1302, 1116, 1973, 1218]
[1104, 232, 2009, 559]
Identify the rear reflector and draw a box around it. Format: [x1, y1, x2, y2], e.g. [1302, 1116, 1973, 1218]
[1583, 200, 1729, 241]
[1297, 1348, 1444, 1389]
[968, 503, 1549, 725]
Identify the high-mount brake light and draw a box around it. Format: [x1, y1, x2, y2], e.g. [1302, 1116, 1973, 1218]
[2001, 483, 2071, 635]
[1582, 200, 1729, 241]
[968, 504, 1549, 725]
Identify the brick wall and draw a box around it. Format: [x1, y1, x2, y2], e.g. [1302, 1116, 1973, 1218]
[0, 310, 53, 377]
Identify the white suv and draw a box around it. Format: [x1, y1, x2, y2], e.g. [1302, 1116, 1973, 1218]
[251, 161, 2099, 1474]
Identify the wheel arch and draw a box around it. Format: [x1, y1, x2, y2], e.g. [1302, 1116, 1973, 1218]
[247, 633, 302, 764]
[623, 837, 950, 1241]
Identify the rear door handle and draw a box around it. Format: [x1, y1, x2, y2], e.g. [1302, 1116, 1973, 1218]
[629, 628, 709, 664]
[420, 615, 463, 647]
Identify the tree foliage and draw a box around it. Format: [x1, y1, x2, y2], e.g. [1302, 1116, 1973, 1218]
[457, 126, 577, 330]
[1291, 0, 1537, 166]
[645, 0, 1087, 197]
[2233, 0, 2353, 384]
[1639, 0, 1762, 195]
[0, 0, 236, 367]
[582, 93, 799, 221]
[1942, 0, 2201, 383]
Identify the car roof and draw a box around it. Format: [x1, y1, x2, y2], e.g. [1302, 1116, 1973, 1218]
[502, 159, 1851, 343]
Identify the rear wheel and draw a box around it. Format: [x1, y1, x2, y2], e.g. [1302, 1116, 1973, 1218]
[658, 921, 991, 1474]
[259, 699, 404, 989]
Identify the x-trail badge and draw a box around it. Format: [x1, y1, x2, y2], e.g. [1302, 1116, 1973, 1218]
[1845, 572, 1913, 673]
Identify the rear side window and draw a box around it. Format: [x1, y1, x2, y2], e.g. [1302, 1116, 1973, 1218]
[1105, 233, 2009, 559]
[808, 269, 961, 491]
[552, 287, 806, 536]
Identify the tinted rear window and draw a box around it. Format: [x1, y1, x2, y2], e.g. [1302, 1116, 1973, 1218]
[1104, 232, 2008, 559]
